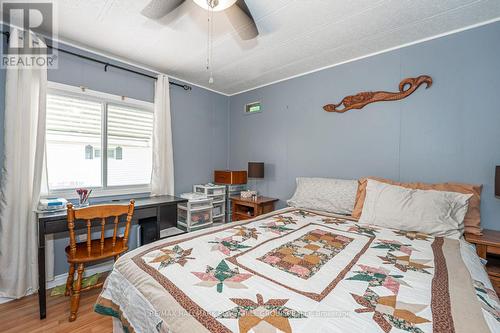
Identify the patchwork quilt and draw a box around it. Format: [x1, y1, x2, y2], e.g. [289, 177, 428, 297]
[95, 208, 500, 333]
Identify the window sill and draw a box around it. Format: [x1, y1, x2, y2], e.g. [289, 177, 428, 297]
[43, 185, 152, 201]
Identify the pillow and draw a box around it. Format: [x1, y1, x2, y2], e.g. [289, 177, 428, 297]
[352, 177, 483, 235]
[358, 179, 472, 239]
[287, 177, 358, 215]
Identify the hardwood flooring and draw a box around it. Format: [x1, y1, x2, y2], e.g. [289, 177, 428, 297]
[0, 287, 113, 333]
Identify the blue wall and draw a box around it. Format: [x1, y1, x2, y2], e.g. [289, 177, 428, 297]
[229, 22, 500, 231]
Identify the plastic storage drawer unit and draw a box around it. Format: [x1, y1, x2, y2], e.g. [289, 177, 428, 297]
[178, 193, 213, 232]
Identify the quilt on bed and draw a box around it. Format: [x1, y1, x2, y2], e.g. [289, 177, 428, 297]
[95, 208, 500, 333]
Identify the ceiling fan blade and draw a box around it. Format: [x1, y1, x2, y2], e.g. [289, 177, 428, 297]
[225, 0, 259, 40]
[141, 0, 185, 19]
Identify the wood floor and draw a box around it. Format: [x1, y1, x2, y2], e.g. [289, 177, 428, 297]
[0, 287, 113, 333]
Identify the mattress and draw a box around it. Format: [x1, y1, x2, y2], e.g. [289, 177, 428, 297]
[95, 207, 500, 333]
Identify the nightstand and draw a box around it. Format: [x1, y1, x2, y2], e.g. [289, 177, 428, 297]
[465, 229, 500, 295]
[230, 196, 279, 221]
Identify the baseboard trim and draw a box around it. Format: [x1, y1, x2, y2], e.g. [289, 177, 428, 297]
[46, 261, 114, 290]
[0, 296, 13, 304]
[0, 261, 114, 305]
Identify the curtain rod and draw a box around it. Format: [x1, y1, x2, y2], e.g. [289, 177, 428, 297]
[1, 31, 192, 91]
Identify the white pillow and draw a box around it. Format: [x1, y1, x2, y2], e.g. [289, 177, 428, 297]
[358, 179, 472, 239]
[287, 177, 358, 215]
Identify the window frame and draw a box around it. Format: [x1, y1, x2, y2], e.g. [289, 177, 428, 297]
[45, 81, 154, 199]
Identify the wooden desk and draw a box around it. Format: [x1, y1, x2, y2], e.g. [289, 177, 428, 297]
[36, 195, 187, 320]
[231, 196, 278, 221]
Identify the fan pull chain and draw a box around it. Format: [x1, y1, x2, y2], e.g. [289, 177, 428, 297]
[206, 0, 214, 84]
[210, 5, 214, 84]
[206, 1, 210, 73]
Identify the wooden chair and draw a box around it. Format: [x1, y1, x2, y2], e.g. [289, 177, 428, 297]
[64, 200, 135, 322]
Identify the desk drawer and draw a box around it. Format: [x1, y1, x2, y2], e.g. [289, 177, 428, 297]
[134, 207, 157, 220]
[44, 218, 69, 234]
[42, 208, 157, 234]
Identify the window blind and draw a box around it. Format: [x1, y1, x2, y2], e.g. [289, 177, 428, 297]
[107, 104, 154, 186]
[46, 94, 102, 189]
[46, 94, 102, 140]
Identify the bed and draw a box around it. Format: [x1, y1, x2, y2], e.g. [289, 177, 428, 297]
[95, 207, 500, 333]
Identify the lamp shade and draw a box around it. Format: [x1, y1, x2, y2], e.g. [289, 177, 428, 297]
[248, 162, 264, 179]
[496, 165, 500, 198]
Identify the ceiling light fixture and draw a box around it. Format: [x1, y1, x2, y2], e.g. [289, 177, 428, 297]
[193, 0, 238, 11]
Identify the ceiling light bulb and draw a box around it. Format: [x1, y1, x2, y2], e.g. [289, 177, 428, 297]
[193, 0, 237, 11]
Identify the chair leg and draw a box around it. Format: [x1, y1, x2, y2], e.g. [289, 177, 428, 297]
[65, 264, 75, 296]
[69, 264, 84, 322]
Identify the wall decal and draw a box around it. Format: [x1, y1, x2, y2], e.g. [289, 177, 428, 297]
[323, 75, 433, 113]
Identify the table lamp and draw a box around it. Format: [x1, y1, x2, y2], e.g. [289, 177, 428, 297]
[248, 162, 264, 179]
[248, 162, 264, 195]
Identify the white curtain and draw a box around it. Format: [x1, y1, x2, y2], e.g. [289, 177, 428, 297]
[150, 74, 174, 196]
[0, 29, 48, 298]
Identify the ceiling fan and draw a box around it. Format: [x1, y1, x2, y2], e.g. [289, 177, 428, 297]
[140, 0, 259, 40]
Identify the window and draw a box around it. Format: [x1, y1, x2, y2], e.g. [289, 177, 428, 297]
[45, 83, 154, 194]
[107, 104, 153, 186]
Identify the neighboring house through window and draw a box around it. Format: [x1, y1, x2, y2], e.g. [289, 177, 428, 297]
[45, 82, 154, 196]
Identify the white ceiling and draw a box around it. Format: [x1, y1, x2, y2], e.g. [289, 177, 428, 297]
[36, 1, 500, 94]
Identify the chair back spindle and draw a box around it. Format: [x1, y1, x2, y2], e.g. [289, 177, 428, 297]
[112, 216, 119, 247]
[100, 218, 106, 252]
